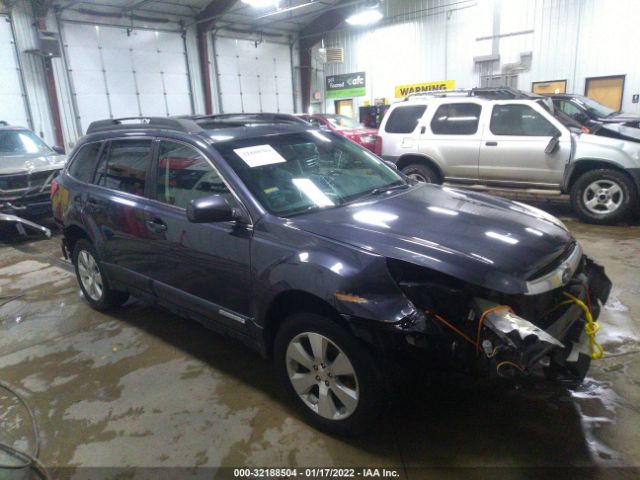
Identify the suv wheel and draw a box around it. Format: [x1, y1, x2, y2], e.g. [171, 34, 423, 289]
[402, 163, 438, 183]
[570, 168, 637, 224]
[73, 240, 129, 310]
[274, 313, 385, 435]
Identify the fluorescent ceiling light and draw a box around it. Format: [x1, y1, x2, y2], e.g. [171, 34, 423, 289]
[242, 0, 279, 8]
[346, 8, 383, 26]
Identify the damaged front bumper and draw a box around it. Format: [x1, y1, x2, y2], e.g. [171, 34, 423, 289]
[352, 253, 612, 383]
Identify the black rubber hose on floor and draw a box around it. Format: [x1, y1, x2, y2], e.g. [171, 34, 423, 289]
[0, 380, 50, 480]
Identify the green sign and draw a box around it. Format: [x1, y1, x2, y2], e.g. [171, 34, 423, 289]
[326, 72, 366, 98]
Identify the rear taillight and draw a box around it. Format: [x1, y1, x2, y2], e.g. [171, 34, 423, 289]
[50, 178, 59, 198]
[374, 135, 382, 155]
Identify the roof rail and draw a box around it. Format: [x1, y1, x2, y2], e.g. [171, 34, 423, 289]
[471, 87, 541, 99]
[85, 117, 204, 135]
[404, 86, 541, 101]
[404, 89, 473, 100]
[182, 113, 309, 126]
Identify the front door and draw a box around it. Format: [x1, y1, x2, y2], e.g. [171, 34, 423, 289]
[143, 138, 253, 327]
[479, 103, 570, 185]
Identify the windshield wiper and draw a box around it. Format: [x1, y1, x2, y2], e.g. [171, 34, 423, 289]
[367, 183, 410, 195]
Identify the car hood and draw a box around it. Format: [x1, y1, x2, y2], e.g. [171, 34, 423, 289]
[0, 153, 66, 175]
[601, 112, 640, 124]
[289, 184, 574, 294]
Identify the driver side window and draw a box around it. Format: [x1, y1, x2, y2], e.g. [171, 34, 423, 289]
[155, 140, 234, 209]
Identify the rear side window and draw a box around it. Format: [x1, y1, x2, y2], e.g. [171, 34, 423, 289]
[94, 139, 153, 196]
[430, 103, 481, 135]
[384, 105, 427, 133]
[490, 104, 559, 136]
[67, 142, 101, 183]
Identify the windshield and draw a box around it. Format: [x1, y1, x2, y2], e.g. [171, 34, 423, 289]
[216, 131, 405, 217]
[323, 114, 362, 129]
[576, 97, 616, 117]
[0, 130, 54, 156]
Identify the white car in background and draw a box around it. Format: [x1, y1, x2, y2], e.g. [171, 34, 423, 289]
[379, 88, 640, 224]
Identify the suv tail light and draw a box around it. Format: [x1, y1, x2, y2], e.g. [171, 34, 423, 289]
[50, 178, 59, 198]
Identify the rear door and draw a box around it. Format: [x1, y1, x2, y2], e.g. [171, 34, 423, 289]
[421, 102, 483, 179]
[479, 102, 570, 185]
[87, 137, 156, 290]
[143, 138, 253, 327]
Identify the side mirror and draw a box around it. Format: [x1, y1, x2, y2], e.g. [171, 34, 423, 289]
[545, 136, 560, 154]
[187, 195, 237, 223]
[52, 145, 65, 154]
[384, 160, 398, 170]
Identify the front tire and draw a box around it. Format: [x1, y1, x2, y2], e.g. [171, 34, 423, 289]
[570, 168, 637, 224]
[402, 163, 439, 183]
[274, 313, 385, 435]
[72, 239, 129, 311]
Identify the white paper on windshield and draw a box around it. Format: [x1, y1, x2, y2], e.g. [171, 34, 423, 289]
[234, 144, 287, 168]
[291, 178, 335, 207]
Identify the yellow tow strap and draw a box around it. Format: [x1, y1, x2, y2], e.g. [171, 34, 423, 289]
[563, 292, 604, 359]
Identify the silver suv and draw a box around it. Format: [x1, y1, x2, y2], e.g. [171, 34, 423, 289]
[379, 91, 640, 224]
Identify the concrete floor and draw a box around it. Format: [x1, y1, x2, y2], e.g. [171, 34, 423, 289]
[0, 206, 639, 479]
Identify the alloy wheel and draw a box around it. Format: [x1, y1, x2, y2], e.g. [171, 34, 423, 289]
[77, 250, 104, 301]
[407, 173, 428, 182]
[285, 332, 359, 420]
[583, 179, 624, 214]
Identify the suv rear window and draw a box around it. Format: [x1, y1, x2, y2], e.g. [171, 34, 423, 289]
[67, 142, 102, 183]
[94, 139, 152, 196]
[430, 103, 481, 135]
[384, 105, 426, 133]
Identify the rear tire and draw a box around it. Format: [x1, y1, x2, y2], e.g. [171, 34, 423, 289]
[72, 239, 129, 311]
[570, 168, 637, 224]
[402, 163, 439, 183]
[274, 312, 385, 435]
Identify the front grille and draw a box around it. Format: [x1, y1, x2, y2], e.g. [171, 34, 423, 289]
[0, 173, 28, 191]
[29, 169, 58, 188]
[0, 169, 60, 193]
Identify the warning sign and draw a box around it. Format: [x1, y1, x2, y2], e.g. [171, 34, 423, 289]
[395, 80, 455, 98]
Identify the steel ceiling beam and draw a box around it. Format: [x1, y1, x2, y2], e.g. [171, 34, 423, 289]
[195, 0, 238, 114]
[298, 1, 353, 111]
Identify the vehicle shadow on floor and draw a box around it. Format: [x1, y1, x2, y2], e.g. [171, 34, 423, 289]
[108, 299, 597, 470]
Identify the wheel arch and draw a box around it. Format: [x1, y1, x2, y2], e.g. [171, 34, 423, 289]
[262, 289, 348, 358]
[63, 223, 91, 257]
[566, 159, 639, 192]
[396, 154, 444, 183]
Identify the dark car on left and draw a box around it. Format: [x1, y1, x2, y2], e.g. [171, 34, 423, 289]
[0, 122, 66, 217]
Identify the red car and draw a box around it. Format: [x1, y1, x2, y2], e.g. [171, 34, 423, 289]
[298, 114, 381, 154]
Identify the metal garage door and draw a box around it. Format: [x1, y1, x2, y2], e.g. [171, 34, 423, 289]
[214, 37, 294, 114]
[61, 23, 194, 134]
[0, 15, 31, 128]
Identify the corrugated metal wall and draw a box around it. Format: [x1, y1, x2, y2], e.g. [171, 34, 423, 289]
[11, 0, 56, 145]
[320, 0, 640, 115]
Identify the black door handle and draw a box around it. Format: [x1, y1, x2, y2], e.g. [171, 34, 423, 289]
[145, 218, 167, 233]
[485, 141, 498, 146]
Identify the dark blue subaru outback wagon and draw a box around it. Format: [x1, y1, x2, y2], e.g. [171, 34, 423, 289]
[53, 117, 611, 434]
